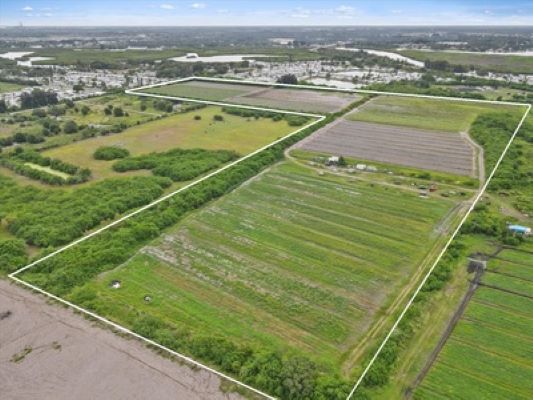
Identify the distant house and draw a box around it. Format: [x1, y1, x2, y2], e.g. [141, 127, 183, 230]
[508, 225, 531, 236]
[356, 164, 366, 170]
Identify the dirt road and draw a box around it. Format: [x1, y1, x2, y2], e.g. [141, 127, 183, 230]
[0, 280, 242, 400]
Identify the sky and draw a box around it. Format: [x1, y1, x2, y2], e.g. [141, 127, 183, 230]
[1, 0, 532, 26]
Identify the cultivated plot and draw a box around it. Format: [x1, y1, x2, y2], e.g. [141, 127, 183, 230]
[18, 161, 458, 376]
[347, 95, 518, 132]
[298, 120, 477, 176]
[139, 78, 358, 113]
[415, 248, 533, 400]
[6, 78, 529, 400]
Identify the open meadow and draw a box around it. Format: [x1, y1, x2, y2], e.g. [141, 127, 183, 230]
[43, 106, 296, 180]
[415, 247, 533, 400]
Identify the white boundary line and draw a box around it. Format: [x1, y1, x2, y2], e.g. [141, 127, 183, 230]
[346, 102, 531, 400]
[8, 76, 530, 400]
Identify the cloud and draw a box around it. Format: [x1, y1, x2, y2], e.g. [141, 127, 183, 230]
[22, 6, 33, 11]
[334, 5, 356, 17]
[190, 2, 206, 9]
[43, 13, 53, 17]
[290, 7, 311, 19]
[160, 3, 174, 9]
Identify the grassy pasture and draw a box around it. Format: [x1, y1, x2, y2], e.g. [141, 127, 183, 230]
[0, 81, 24, 93]
[416, 248, 533, 400]
[398, 49, 533, 74]
[347, 95, 518, 132]
[76, 161, 455, 372]
[43, 106, 295, 180]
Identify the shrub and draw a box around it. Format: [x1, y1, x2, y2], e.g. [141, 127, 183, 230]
[63, 120, 78, 134]
[93, 146, 130, 160]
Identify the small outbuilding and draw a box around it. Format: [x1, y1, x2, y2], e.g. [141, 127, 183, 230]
[508, 224, 531, 236]
[326, 156, 340, 166]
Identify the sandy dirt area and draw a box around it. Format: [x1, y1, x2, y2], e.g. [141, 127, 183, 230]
[0, 280, 244, 400]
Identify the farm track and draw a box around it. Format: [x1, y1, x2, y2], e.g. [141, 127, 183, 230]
[406, 262, 485, 398]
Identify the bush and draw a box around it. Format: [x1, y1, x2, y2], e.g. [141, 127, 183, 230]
[113, 148, 239, 181]
[213, 114, 224, 121]
[93, 146, 130, 160]
[63, 120, 78, 134]
[113, 107, 124, 117]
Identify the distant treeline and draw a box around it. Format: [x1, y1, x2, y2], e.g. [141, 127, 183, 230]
[222, 106, 310, 126]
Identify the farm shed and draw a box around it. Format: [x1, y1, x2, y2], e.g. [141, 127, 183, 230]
[508, 225, 531, 236]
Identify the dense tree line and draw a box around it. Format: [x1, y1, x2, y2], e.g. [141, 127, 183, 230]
[221, 106, 310, 126]
[0, 239, 28, 274]
[113, 148, 239, 181]
[93, 146, 130, 160]
[20, 89, 58, 109]
[468, 112, 524, 173]
[0, 174, 171, 247]
[0, 148, 92, 185]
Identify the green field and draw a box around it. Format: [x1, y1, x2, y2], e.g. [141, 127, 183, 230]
[347, 95, 517, 132]
[66, 161, 456, 373]
[43, 106, 296, 180]
[0, 81, 24, 93]
[398, 50, 533, 74]
[415, 248, 533, 400]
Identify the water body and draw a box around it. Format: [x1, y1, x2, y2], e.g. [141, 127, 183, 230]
[169, 54, 271, 63]
[335, 47, 425, 68]
[0, 51, 34, 60]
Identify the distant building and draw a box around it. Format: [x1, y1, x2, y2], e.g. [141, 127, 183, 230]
[326, 156, 339, 166]
[508, 225, 531, 236]
[185, 53, 199, 59]
[356, 164, 366, 170]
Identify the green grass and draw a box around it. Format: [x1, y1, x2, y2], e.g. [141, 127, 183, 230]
[43, 106, 296, 180]
[346, 95, 517, 132]
[398, 50, 533, 74]
[416, 248, 533, 400]
[0, 81, 24, 93]
[73, 161, 456, 372]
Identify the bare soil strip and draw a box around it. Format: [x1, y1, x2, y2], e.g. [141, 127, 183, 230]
[0, 280, 241, 400]
[298, 120, 476, 176]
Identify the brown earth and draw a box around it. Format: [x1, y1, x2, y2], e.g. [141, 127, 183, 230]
[298, 120, 476, 176]
[0, 280, 243, 400]
[230, 87, 357, 113]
